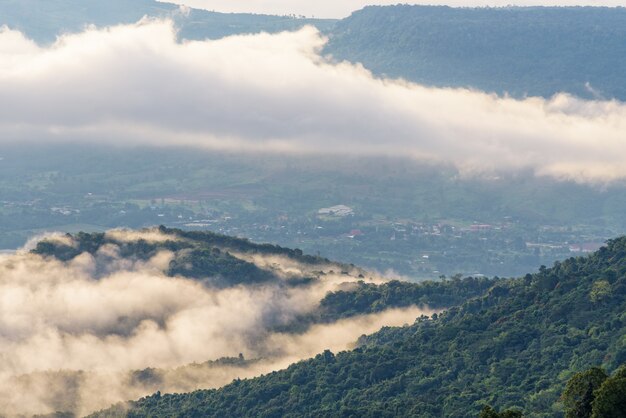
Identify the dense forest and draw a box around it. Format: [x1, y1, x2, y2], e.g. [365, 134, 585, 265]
[10, 227, 509, 416]
[559, 365, 626, 418]
[91, 236, 626, 417]
[326, 6, 626, 100]
[33, 226, 333, 288]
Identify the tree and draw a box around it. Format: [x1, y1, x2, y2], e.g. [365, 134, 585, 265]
[479, 406, 500, 418]
[590, 280, 612, 303]
[570, 382, 594, 418]
[479, 405, 523, 418]
[591, 366, 626, 418]
[500, 412, 523, 418]
[562, 367, 608, 418]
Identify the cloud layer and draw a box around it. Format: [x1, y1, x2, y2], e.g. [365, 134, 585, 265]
[1, 20, 626, 182]
[0, 232, 432, 416]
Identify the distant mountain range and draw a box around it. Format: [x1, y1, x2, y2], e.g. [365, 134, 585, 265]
[0, 0, 335, 43]
[326, 6, 626, 100]
[4, 2, 626, 100]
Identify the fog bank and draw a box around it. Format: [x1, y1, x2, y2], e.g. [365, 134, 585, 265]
[1, 21, 626, 182]
[0, 234, 433, 415]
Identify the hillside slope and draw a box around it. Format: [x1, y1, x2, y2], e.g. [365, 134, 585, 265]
[93, 237, 626, 417]
[326, 6, 626, 100]
[34, 226, 493, 315]
[6, 227, 493, 416]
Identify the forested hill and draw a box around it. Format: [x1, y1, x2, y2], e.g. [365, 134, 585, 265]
[22, 227, 497, 416]
[93, 237, 626, 417]
[32, 226, 332, 288]
[325, 6, 626, 100]
[5, 3, 626, 100]
[33, 226, 494, 314]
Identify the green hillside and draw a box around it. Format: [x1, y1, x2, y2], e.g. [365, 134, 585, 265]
[32, 226, 330, 288]
[326, 6, 626, 100]
[33, 226, 493, 316]
[92, 237, 626, 417]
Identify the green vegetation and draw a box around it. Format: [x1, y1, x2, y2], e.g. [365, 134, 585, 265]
[25, 227, 510, 417]
[316, 277, 494, 321]
[480, 406, 523, 418]
[32, 226, 329, 288]
[561, 365, 626, 418]
[33, 227, 491, 316]
[561, 367, 607, 418]
[327, 6, 626, 100]
[92, 237, 626, 417]
[172, 228, 326, 266]
[591, 368, 626, 418]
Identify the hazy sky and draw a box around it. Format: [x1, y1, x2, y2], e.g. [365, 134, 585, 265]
[165, 0, 626, 18]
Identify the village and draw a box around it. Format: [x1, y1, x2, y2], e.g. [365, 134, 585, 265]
[0, 197, 611, 280]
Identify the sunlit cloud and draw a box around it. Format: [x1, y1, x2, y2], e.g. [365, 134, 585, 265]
[1, 20, 626, 182]
[0, 232, 432, 415]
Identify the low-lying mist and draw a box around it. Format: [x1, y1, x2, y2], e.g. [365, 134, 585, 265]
[0, 230, 434, 416]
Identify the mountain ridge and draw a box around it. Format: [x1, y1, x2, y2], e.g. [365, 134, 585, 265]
[90, 236, 626, 417]
[4, 2, 626, 100]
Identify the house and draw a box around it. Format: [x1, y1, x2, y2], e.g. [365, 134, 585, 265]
[318, 205, 354, 217]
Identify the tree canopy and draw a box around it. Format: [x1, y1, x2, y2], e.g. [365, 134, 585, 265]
[91, 237, 626, 417]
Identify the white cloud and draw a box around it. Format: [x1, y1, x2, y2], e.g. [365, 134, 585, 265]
[1, 20, 626, 182]
[164, 0, 626, 19]
[0, 235, 434, 415]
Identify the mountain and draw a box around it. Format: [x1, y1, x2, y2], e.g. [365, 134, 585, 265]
[33, 226, 493, 314]
[6, 227, 493, 416]
[33, 226, 328, 288]
[4, 4, 626, 280]
[91, 236, 626, 417]
[325, 6, 626, 100]
[5, 2, 626, 100]
[0, 0, 335, 44]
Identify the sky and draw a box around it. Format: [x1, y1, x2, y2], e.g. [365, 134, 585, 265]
[164, 0, 626, 18]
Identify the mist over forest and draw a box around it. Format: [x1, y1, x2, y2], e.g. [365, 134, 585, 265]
[0, 1, 625, 417]
[3, 3, 626, 279]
